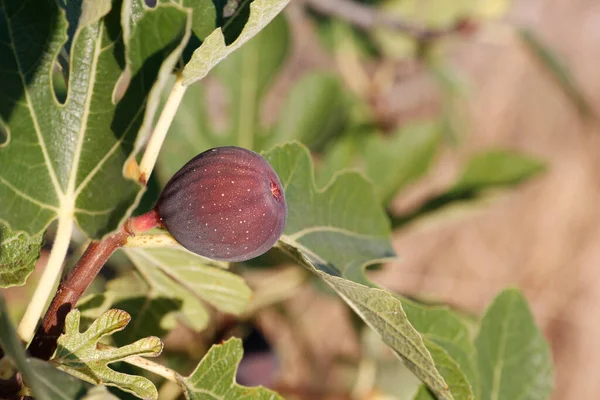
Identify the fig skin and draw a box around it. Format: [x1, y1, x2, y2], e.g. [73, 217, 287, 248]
[156, 146, 287, 262]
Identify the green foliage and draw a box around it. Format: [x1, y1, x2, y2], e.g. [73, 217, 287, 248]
[178, 338, 283, 400]
[51, 309, 163, 400]
[475, 289, 554, 400]
[0, 0, 190, 238]
[182, 0, 291, 85]
[0, 295, 92, 400]
[402, 299, 479, 398]
[0, 222, 43, 287]
[106, 246, 251, 343]
[266, 143, 395, 285]
[318, 122, 442, 204]
[452, 150, 545, 195]
[159, 14, 347, 181]
[394, 149, 546, 227]
[0, 1, 557, 399]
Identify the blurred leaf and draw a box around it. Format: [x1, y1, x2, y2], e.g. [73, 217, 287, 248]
[317, 122, 441, 205]
[475, 289, 553, 400]
[266, 142, 395, 285]
[520, 29, 596, 121]
[178, 337, 283, 399]
[51, 309, 163, 400]
[270, 72, 348, 151]
[213, 14, 290, 149]
[0, 0, 190, 238]
[364, 122, 442, 203]
[159, 14, 289, 180]
[182, 0, 289, 86]
[393, 149, 545, 227]
[315, 125, 374, 188]
[0, 222, 43, 287]
[0, 295, 92, 400]
[451, 150, 545, 194]
[113, 246, 251, 339]
[107, 275, 187, 346]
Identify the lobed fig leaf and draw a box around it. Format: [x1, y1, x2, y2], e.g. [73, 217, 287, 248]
[0, 0, 191, 238]
[51, 309, 163, 400]
[178, 338, 283, 400]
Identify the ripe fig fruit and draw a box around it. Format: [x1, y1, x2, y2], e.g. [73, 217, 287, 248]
[156, 146, 287, 262]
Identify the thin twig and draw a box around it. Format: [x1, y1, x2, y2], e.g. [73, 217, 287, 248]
[304, 0, 457, 40]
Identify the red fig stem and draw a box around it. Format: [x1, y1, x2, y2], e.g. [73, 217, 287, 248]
[28, 211, 162, 360]
[131, 208, 163, 233]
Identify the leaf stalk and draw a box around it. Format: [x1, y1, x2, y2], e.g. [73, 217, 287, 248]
[138, 75, 188, 184]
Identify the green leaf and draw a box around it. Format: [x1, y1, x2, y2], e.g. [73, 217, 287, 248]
[106, 273, 188, 346]
[182, 0, 290, 86]
[475, 289, 553, 400]
[266, 142, 395, 285]
[0, 295, 92, 400]
[0, 222, 43, 287]
[402, 299, 479, 398]
[269, 72, 348, 151]
[267, 142, 474, 398]
[211, 13, 289, 150]
[0, 0, 190, 238]
[424, 339, 474, 400]
[178, 337, 283, 399]
[393, 149, 545, 227]
[451, 150, 545, 195]
[519, 29, 596, 121]
[110, 245, 251, 340]
[364, 122, 441, 203]
[316, 122, 441, 204]
[51, 309, 163, 400]
[278, 244, 455, 400]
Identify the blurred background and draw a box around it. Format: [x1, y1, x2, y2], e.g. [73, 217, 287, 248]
[7, 0, 600, 398]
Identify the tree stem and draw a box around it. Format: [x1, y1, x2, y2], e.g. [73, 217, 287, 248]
[28, 209, 162, 360]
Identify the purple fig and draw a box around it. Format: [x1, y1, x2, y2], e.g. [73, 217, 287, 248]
[156, 146, 287, 262]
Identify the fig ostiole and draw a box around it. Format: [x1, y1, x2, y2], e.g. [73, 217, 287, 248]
[156, 146, 287, 262]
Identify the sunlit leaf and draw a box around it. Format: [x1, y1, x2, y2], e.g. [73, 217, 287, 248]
[178, 338, 283, 399]
[266, 142, 395, 285]
[0, 0, 190, 238]
[51, 309, 163, 400]
[182, 0, 290, 86]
